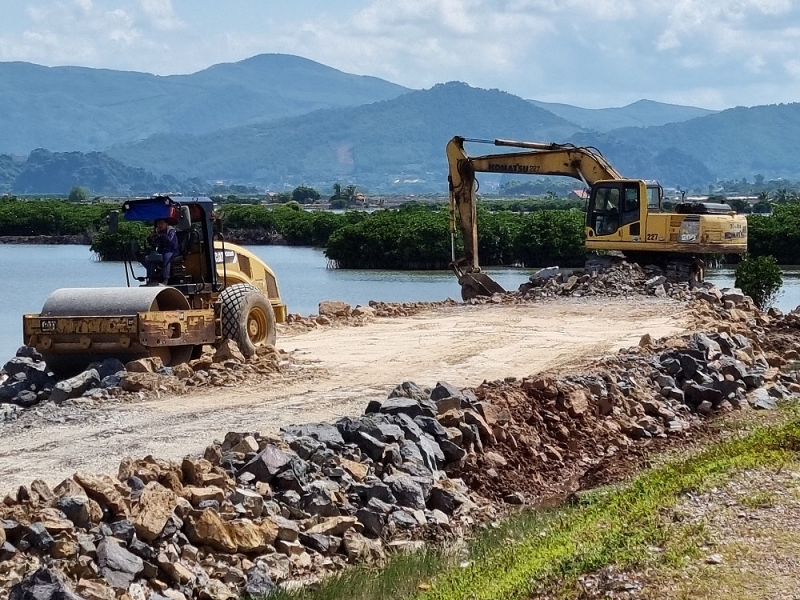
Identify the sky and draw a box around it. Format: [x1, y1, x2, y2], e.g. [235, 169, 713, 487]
[1, 0, 800, 110]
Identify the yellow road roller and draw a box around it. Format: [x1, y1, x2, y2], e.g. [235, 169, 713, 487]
[23, 196, 287, 375]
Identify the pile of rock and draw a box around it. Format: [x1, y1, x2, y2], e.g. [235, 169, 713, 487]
[283, 300, 379, 330]
[455, 326, 796, 503]
[513, 261, 700, 301]
[0, 381, 495, 599]
[0, 341, 289, 415]
[752, 306, 800, 358]
[368, 299, 459, 318]
[518, 262, 652, 297]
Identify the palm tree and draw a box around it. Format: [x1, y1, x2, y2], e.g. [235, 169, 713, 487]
[344, 184, 357, 204]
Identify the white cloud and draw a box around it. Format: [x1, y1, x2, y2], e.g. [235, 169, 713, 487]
[259, 0, 555, 89]
[138, 0, 185, 31]
[785, 59, 800, 79]
[3, 0, 800, 108]
[0, 1, 189, 68]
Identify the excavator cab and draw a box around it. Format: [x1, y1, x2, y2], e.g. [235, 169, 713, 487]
[586, 180, 657, 241]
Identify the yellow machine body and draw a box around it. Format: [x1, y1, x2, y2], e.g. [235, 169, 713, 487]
[446, 137, 747, 297]
[582, 179, 747, 255]
[22, 196, 287, 375]
[214, 241, 288, 323]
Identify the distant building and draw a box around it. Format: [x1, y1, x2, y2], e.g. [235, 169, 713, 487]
[568, 189, 589, 201]
[724, 195, 760, 205]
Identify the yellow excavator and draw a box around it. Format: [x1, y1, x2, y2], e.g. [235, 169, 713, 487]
[22, 196, 287, 375]
[447, 136, 748, 299]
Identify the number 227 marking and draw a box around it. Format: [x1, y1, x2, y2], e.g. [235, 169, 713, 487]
[646, 233, 659, 241]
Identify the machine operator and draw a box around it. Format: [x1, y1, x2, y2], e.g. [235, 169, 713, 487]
[149, 218, 178, 284]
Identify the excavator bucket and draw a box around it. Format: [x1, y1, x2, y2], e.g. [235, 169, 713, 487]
[458, 272, 505, 301]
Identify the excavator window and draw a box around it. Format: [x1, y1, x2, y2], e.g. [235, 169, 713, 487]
[590, 186, 620, 236]
[621, 185, 640, 226]
[646, 185, 662, 212]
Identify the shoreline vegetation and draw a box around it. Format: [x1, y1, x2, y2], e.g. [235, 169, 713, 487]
[2, 197, 800, 268]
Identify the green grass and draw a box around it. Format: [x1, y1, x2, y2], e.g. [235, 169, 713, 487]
[256, 415, 800, 600]
[265, 547, 448, 600]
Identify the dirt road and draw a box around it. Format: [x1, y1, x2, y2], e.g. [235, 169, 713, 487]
[0, 297, 689, 495]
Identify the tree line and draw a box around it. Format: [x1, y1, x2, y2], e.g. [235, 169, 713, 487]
[5, 196, 800, 268]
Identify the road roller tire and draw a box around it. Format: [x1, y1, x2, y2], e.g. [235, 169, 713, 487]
[219, 283, 276, 357]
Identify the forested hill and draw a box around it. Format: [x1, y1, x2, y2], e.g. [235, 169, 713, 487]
[0, 149, 186, 195]
[0, 54, 408, 155]
[106, 82, 584, 189]
[5, 62, 800, 193]
[569, 102, 800, 184]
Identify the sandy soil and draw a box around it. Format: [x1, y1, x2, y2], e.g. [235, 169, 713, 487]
[0, 297, 689, 496]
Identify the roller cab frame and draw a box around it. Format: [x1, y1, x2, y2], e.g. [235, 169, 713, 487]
[23, 195, 287, 375]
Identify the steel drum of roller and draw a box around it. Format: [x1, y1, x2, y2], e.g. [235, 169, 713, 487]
[37, 287, 195, 375]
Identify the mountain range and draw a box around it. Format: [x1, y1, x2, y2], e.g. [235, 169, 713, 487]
[0, 54, 407, 154]
[2, 53, 799, 193]
[528, 99, 716, 132]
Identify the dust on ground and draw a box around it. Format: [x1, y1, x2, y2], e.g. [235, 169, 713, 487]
[0, 296, 688, 496]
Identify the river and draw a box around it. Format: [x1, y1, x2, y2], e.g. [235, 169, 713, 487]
[1, 245, 798, 363]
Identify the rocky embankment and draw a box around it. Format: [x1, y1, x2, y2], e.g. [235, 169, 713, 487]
[2, 269, 800, 599]
[485, 261, 724, 304]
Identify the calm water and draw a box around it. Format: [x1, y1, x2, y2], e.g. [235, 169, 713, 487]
[2, 245, 799, 364]
[0, 245, 532, 362]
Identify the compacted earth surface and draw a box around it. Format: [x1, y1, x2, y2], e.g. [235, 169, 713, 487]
[0, 296, 687, 494]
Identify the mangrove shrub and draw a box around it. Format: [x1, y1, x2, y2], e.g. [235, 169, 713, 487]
[747, 204, 800, 264]
[326, 207, 452, 269]
[220, 203, 363, 246]
[513, 210, 585, 267]
[734, 254, 783, 309]
[0, 198, 109, 236]
[325, 205, 586, 269]
[90, 222, 151, 261]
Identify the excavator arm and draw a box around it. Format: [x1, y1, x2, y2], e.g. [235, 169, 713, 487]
[446, 136, 622, 299]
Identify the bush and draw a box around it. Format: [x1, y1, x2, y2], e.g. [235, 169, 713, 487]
[324, 205, 586, 269]
[512, 210, 585, 267]
[0, 198, 110, 236]
[734, 255, 783, 309]
[747, 202, 800, 263]
[90, 221, 151, 261]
